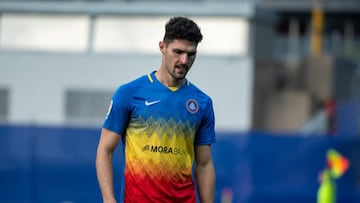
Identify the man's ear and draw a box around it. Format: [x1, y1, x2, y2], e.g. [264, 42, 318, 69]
[159, 41, 166, 54]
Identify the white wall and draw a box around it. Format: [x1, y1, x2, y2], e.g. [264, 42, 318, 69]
[0, 52, 253, 131]
[189, 55, 253, 131]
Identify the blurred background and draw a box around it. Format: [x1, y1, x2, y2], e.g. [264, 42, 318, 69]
[0, 0, 359, 202]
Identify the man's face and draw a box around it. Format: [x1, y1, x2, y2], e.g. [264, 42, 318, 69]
[161, 39, 197, 80]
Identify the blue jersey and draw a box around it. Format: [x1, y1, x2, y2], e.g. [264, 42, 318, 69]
[103, 71, 216, 203]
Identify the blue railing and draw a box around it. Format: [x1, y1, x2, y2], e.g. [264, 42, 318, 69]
[1, 124, 359, 203]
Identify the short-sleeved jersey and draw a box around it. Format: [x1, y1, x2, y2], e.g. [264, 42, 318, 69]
[103, 71, 216, 203]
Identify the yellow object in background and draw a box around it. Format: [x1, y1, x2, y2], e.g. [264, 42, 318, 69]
[317, 169, 335, 203]
[317, 149, 350, 203]
[327, 149, 350, 179]
[311, 1, 324, 56]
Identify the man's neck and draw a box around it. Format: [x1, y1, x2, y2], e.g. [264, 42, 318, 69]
[154, 70, 185, 88]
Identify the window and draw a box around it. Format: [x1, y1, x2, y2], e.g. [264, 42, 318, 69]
[94, 16, 249, 56]
[65, 90, 113, 125]
[0, 13, 249, 56]
[0, 88, 9, 121]
[0, 14, 89, 52]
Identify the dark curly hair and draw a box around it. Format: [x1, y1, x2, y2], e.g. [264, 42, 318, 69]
[163, 16, 203, 45]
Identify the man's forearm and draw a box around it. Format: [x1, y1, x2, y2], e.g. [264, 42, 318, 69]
[96, 150, 117, 203]
[195, 162, 215, 203]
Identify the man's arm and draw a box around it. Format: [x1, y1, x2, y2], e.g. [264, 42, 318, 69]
[96, 128, 121, 203]
[195, 144, 215, 203]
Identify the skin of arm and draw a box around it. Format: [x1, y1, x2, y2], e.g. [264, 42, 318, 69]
[195, 144, 216, 203]
[96, 128, 121, 203]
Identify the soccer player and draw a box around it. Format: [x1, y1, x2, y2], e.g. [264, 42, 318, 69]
[96, 16, 216, 203]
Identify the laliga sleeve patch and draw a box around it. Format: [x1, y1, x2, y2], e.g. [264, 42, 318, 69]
[105, 100, 113, 119]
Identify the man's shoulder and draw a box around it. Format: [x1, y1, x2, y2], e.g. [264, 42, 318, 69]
[119, 74, 150, 89]
[126, 74, 150, 85]
[187, 81, 212, 100]
[111, 74, 150, 98]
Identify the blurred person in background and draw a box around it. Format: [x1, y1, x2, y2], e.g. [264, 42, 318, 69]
[96, 16, 216, 203]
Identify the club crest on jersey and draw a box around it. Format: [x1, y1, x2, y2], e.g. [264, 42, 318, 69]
[186, 99, 198, 113]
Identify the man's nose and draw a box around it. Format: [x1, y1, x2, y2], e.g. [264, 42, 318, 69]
[179, 53, 189, 64]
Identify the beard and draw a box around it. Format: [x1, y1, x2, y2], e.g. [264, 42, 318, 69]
[169, 64, 189, 80]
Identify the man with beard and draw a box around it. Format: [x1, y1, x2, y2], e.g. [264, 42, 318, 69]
[96, 16, 216, 203]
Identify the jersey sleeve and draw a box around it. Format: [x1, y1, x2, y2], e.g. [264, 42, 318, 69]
[195, 98, 216, 145]
[103, 85, 131, 136]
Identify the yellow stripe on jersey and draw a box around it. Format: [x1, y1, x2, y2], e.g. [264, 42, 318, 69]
[147, 73, 154, 83]
[168, 86, 179, 91]
[168, 80, 190, 91]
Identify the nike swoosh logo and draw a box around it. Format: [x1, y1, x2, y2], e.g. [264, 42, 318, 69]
[145, 100, 161, 106]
